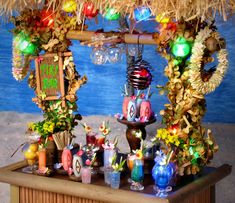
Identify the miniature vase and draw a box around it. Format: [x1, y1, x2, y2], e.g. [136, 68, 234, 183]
[110, 171, 121, 189]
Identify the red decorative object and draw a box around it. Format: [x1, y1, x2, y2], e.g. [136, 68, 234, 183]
[128, 60, 152, 90]
[83, 2, 99, 19]
[40, 10, 54, 28]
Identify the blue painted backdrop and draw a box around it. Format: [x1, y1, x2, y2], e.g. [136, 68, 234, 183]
[0, 16, 235, 123]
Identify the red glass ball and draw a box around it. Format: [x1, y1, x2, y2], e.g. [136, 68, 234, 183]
[40, 10, 54, 28]
[83, 2, 99, 19]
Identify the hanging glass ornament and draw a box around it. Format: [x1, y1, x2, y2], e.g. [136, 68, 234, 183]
[134, 6, 151, 22]
[83, 2, 99, 19]
[90, 47, 108, 65]
[128, 60, 152, 90]
[171, 37, 191, 58]
[105, 8, 120, 20]
[107, 46, 122, 63]
[62, 0, 77, 13]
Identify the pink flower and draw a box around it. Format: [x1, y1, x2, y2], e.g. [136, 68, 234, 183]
[85, 159, 92, 166]
[77, 150, 84, 156]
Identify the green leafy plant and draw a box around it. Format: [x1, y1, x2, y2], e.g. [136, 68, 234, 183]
[111, 154, 126, 172]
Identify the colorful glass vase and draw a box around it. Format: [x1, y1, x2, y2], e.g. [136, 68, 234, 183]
[152, 162, 174, 197]
[127, 99, 137, 121]
[140, 100, 152, 121]
[130, 159, 144, 191]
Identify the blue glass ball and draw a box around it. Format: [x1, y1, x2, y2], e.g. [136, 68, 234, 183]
[134, 6, 151, 21]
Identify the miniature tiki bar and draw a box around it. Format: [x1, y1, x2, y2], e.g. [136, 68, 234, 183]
[0, 0, 233, 202]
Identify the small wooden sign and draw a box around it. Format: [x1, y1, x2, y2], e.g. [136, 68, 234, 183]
[35, 52, 71, 107]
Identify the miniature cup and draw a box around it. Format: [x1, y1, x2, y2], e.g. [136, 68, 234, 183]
[81, 167, 91, 184]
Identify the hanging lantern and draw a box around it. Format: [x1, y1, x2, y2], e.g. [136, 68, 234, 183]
[171, 37, 191, 58]
[128, 60, 152, 90]
[134, 6, 151, 22]
[62, 0, 77, 13]
[83, 2, 99, 19]
[41, 10, 54, 28]
[105, 8, 120, 20]
[14, 32, 37, 55]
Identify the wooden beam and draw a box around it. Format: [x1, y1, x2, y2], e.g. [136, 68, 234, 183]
[66, 30, 156, 45]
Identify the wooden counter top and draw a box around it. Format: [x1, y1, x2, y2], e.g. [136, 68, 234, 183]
[0, 161, 232, 203]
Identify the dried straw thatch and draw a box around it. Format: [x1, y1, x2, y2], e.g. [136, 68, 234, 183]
[0, 0, 235, 21]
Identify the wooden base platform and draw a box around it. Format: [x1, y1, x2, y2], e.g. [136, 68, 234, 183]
[0, 161, 232, 203]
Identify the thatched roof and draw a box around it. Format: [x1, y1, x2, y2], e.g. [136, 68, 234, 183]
[1, 0, 235, 21]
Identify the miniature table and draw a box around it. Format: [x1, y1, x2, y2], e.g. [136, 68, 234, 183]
[0, 161, 232, 203]
[117, 118, 156, 151]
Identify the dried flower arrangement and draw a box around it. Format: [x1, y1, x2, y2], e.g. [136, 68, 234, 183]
[153, 20, 224, 176]
[10, 8, 87, 150]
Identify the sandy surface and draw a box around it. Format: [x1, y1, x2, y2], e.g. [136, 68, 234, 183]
[0, 112, 234, 203]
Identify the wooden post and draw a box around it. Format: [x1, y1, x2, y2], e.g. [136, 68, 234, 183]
[66, 30, 156, 45]
[10, 185, 19, 203]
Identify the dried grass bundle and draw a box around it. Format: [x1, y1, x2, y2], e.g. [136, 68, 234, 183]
[1, 0, 235, 22]
[0, 0, 44, 17]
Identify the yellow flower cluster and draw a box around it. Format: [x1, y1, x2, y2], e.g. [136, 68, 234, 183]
[156, 128, 180, 146]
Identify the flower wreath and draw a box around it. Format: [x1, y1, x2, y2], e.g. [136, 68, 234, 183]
[188, 26, 228, 95]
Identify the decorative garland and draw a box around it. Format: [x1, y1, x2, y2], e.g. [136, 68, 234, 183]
[189, 27, 229, 95]
[12, 39, 30, 81]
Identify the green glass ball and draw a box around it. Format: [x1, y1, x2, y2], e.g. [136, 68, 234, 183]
[22, 42, 37, 55]
[105, 8, 120, 20]
[15, 32, 36, 55]
[172, 37, 191, 58]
